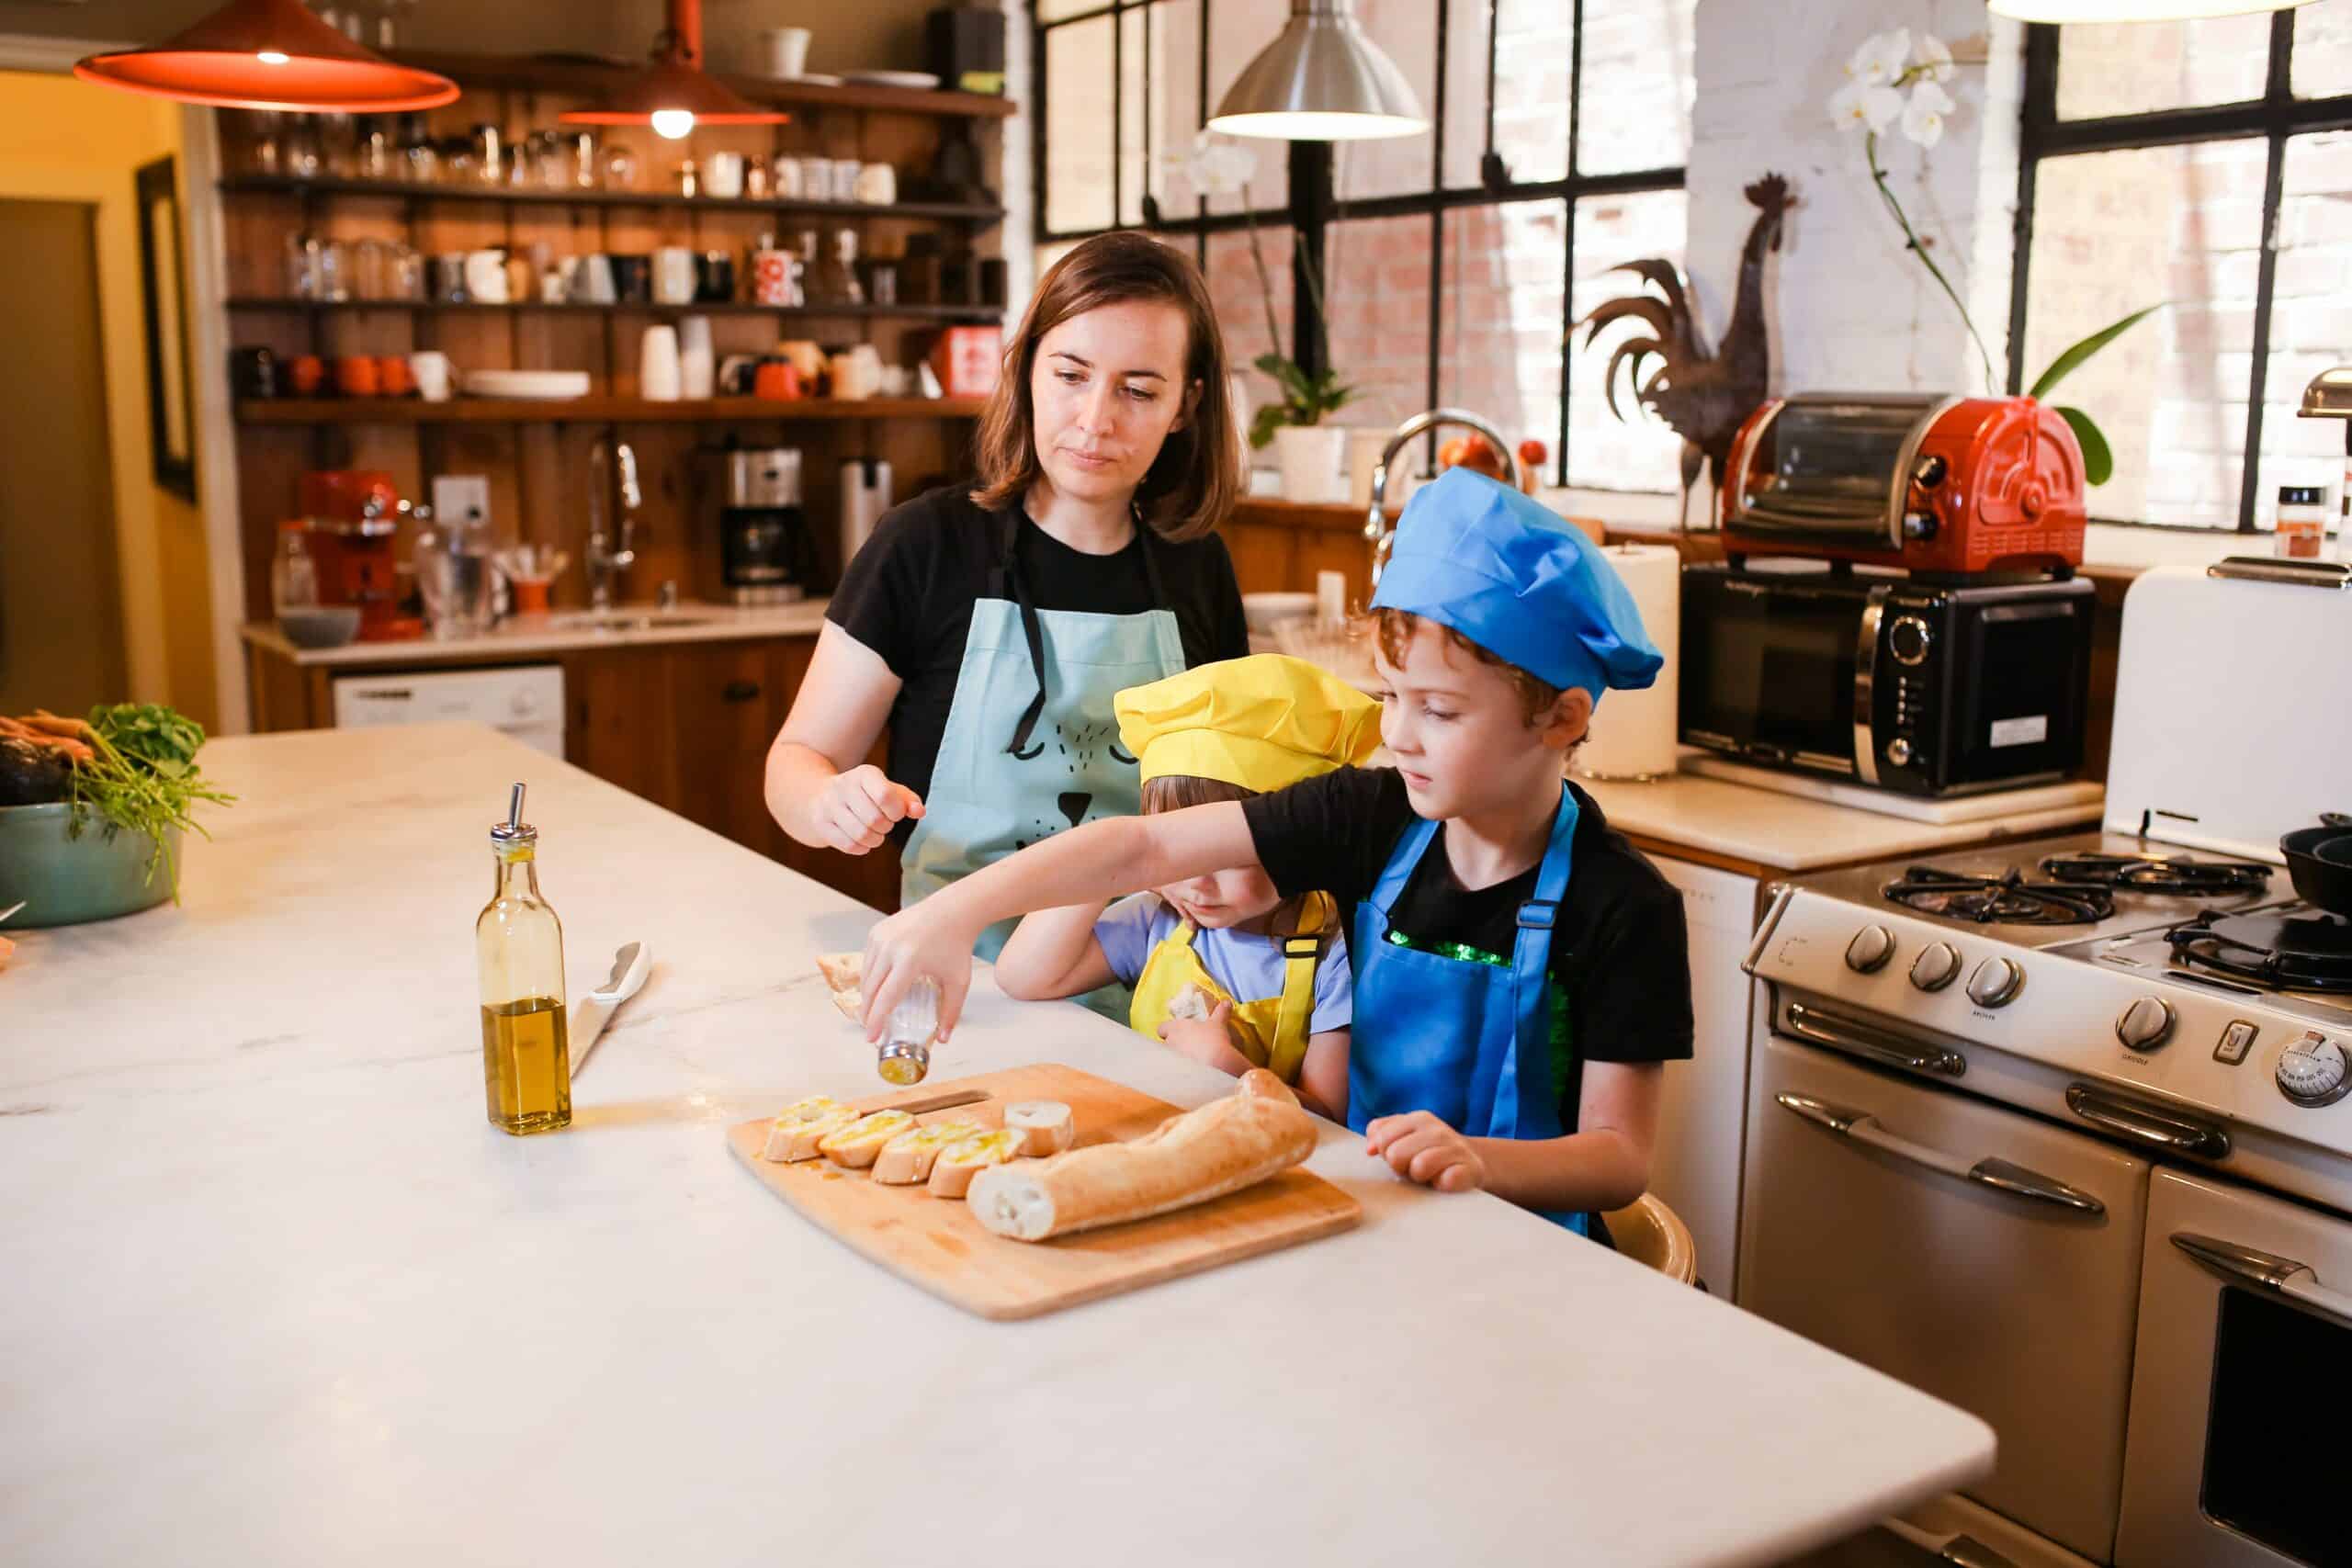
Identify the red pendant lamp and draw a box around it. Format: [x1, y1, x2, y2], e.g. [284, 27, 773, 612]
[560, 0, 786, 141]
[74, 0, 458, 113]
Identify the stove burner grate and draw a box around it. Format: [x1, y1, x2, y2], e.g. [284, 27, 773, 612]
[2038, 852, 2273, 897]
[2167, 908, 2352, 994]
[1883, 866, 2117, 926]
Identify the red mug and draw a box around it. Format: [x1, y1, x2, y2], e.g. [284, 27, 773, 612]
[334, 355, 379, 398]
[753, 359, 802, 400]
[288, 355, 325, 397]
[376, 355, 414, 397]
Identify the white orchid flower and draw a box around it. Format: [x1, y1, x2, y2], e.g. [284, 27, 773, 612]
[1899, 79, 1955, 149]
[1829, 79, 1905, 134]
[1914, 34, 1955, 85]
[1167, 131, 1258, 200]
[1845, 28, 1911, 87]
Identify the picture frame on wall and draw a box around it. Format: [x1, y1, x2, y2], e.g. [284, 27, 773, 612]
[134, 154, 196, 502]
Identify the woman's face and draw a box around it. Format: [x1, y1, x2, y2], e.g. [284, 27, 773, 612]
[1028, 299, 1195, 507]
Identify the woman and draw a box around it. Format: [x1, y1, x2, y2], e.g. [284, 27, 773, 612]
[765, 231, 1250, 957]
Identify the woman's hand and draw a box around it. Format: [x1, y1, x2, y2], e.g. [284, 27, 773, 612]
[1363, 1111, 1487, 1193]
[861, 901, 978, 1043]
[812, 764, 923, 854]
[1157, 1000, 1255, 1078]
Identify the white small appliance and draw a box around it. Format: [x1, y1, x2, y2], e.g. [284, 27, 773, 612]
[332, 665, 565, 758]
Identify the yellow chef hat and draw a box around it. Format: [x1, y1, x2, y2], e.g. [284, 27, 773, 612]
[1115, 654, 1382, 793]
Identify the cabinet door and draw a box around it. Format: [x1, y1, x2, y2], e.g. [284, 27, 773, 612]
[668, 639, 793, 848]
[566, 648, 681, 812]
[1645, 854, 1758, 1296]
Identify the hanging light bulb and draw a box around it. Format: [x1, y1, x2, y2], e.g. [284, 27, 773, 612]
[1207, 0, 1427, 141]
[75, 0, 457, 112]
[561, 0, 786, 138]
[1987, 0, 2309, 21]
[651, 108, 696, 141]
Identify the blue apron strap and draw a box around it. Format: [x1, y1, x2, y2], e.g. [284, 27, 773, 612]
[1367, 816, 1440, 920]
[1487, 785, 1581, 1137]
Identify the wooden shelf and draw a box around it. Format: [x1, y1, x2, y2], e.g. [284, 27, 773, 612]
[384, 49, 1019, 118]
[226, 296, 1001, 321]
[217, 175, 1004, 224]
[234, 396, 987, 426]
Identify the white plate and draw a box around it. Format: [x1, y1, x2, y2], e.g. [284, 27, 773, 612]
[462, 370, 591, 400]
[777, 73, 844, 86]
[842, 70, 941, 90]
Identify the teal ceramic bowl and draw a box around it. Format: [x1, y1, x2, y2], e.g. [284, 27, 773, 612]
[0, 803, 177, 928]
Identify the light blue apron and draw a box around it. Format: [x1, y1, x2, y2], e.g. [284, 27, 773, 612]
[1348, 783, 1588, 1235]
[900, 508, 1187, 987]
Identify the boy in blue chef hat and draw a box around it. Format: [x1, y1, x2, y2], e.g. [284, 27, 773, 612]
[860, 469, 1695, 1235]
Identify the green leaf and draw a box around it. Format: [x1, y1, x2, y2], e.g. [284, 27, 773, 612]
[2030, 303, 2165, 401]
[2056, 404, 2114, 487]
[1249, 404, 1289, 450]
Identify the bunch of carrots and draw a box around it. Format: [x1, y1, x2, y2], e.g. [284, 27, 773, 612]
[1, 709, 98, 762]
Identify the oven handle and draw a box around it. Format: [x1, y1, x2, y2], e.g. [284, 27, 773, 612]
[1775, 1093, 2107, 1215]
[1784, 1000, 1967, 1078]
[2172, 1233, 2352, 1329]
[1879, 1517, 2021, 1568]
[2064, 1084, 2232, 1160]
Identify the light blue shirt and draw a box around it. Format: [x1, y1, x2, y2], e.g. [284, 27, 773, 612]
[1093, 893, 1353, 1035]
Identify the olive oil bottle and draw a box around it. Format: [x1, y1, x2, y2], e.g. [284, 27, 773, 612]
[478, 783, 571, 1134]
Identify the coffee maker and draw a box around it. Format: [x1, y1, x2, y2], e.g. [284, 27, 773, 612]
[719, 447, 816, 605]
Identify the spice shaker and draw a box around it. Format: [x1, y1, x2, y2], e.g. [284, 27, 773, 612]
[876, 976, 941, 1085]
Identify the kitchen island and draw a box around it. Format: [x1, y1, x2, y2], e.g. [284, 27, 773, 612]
[0, 724, 1991, 1566]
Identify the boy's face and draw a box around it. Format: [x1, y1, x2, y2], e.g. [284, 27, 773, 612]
[1159, 864, 1283, 931]
[1373, 617, 1592, 819]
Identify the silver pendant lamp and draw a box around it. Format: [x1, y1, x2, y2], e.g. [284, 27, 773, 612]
[1206, 0, 1429, 141]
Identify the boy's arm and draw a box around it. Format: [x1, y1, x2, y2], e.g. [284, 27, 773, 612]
[861, 802, 1260, 1038]
[1365, 1060, 1662, 1214]
[993, 902, 1116, 1001]
[1295, 1029, 1349, 1124]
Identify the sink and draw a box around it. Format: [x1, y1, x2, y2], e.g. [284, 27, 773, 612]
[551, 610, 715, 632]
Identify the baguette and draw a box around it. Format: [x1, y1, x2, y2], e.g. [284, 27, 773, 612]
[1164, 982, 1216, 1022]
[926, 1128, 1025, 1199]
[870, 1120, 983, 1185]
[762, 1099, 856, 1163]
[816, 952, 863, 995]
[819, 1109, 917, 1168]
[967, 1078, 1317, 1242]
[1003, 1100, 1076, 1156]
[828, 987, 863, 1024]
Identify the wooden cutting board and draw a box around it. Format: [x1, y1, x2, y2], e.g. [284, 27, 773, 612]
[725, 1064, 1363, 1320]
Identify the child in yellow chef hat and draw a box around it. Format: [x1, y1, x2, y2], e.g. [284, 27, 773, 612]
[993, 654, 1381, 1120]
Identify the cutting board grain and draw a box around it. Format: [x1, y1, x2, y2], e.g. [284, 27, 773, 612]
[726, 1064, 1363, 1320]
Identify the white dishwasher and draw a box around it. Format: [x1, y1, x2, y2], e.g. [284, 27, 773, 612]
[331, 665, 566, 758]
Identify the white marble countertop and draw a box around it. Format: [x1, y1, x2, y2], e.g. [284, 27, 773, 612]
[242, 598, 831, 666]
[0, 724, 1991, 1566]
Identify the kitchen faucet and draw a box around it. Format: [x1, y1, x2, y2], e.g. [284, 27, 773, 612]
[587, 437, 640, 610]
[1364, 408, 1523, 586]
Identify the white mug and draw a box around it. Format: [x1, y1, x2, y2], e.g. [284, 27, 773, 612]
[677, 315, 715, 400]
[408, 350, 453, 402]
[799, 156, 834, 202]
[639, 324, 681, 402]
[706, 152, 745, 199]
[763, 27, 811, 79]
[463, 249, 507, 303]
[652, 245, 696, 306]
[573, 254, 616, 304]
[854, 163, 896, 205]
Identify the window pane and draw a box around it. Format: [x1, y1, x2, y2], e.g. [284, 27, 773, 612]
[2294, 0, 2352, 98]
[1567, 188, 1690, 493]
[1148, 0, 1204, 219]
[1438, 203, 1567, 478]
[2024, 141, 2266, 527]
[1441, 0, 1574, 188]
[1204, 0, 1289, 209]
[1045, 15, 1115, 233]
[1330, 0, 1438, 201]
[1577, 0, 1698, 176]
[1206, 222, 1295, 425]
[1038, 0, 1105, 20]
[2055, 16, 2273, 119]
[1322, 212, 1435, 430]
[2252, 130, 2352, 533]
[1119, 5, 1150, 225]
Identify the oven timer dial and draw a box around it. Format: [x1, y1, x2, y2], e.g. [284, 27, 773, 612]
[2276, 1032, 2352, 1108]
[1888, 616, 1933, 668]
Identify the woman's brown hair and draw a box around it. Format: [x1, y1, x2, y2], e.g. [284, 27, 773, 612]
[970, 231, 1240, 543]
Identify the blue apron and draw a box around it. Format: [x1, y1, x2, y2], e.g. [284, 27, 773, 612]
[900, 508, 1187, 982]
[1347, 783, 1588, 1235]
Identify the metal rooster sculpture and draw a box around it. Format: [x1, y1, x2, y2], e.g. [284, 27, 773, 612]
[1578, 174, 1795, 525]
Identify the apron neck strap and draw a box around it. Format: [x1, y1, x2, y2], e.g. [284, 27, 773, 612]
[997, 502, 1165, 760]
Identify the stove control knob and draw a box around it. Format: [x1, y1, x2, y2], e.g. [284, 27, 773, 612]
[1910, 942, 1962, 992]
[2277, 1032, 2352, 1108]
[1845, 926, 1897, 974]
[1889, 616, 1933, 667]
[2115, 997, 2177, 1053]
[1965, 957, 2025, 1009]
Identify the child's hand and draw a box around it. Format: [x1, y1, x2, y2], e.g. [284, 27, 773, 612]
[1363, 1111, 1487, 1193]
[1158, 1000, 1254, 1078]
[861, 904, 976, 1042]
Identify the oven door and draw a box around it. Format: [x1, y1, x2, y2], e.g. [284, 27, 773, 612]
[2115, 1169, 2352, 1568]
[1738, 1031, 2152, 1563]
[1679, 570, 1873, 777]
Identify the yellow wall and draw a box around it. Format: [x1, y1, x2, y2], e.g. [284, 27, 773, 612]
[0, 69, 216, 729]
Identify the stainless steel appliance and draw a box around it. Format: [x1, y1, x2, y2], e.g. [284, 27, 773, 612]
[1680, 562, 2096, 797]
[1736, 562, 2352, 1567]
[719, 447, 813, 606]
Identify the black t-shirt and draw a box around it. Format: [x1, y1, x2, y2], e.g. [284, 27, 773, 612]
[1242, 767, 1694, 1126]
[826, 485, 1249, 830]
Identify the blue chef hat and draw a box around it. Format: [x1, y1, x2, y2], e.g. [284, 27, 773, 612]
[1370, 468, 1664, 702]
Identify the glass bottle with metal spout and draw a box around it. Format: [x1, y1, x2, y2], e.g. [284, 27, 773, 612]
[478, 783, 571, 1133]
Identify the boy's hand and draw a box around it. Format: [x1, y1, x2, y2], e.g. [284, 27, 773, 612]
[861, 904, 977, 1042]
[1363, 1111, 1487, 1193]
[1157, 1000, 1254, 1078]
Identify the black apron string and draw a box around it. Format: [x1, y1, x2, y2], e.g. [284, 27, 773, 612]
[1001, 502, 1166, 760]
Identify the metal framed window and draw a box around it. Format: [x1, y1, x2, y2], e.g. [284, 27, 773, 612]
[1032, 1, 1689, 488]
[2011, 14, 2352, 530]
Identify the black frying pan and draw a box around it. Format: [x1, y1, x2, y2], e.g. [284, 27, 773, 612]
[2281, 812, 2352, 918]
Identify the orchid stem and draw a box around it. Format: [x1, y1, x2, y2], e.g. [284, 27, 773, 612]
[1240, 181, 1284, 363]
[1864, 127, 1996, 392]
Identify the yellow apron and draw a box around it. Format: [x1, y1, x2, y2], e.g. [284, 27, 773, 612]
[1127, 894, 1334, 1084]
